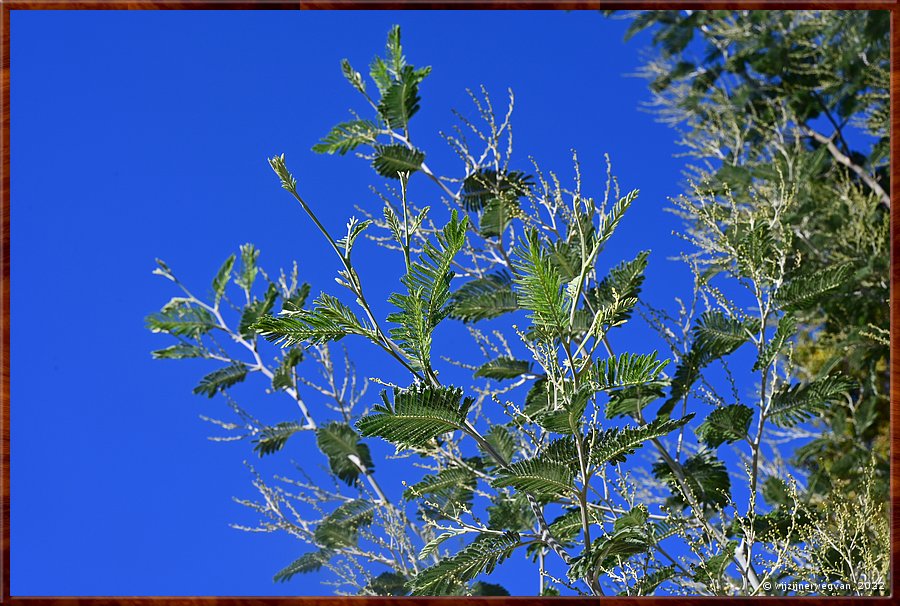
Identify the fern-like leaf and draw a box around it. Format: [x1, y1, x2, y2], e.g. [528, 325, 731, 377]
[146, 304, 216, 339]
[768, 375, 853, 427]
[252, 421, 306, 457]
[314, 499, 376, 548]
[212, 254, 236, 306]
[590, 352, 668, 391]
[253, 293, 375, 346]
[591, 415, 693, 466]
[364, 571, 409, 596]
[588, 250, 650, 325]
[449, 270, 519, 323]
[774, 264, 852, 311]
[492, 458, 574, 500]
[238, 282, 278, 339]
[653, 451, 731, 510]
[151, 344, 208, 360]
[754, 314, 796, 371]
[696, 404, 754, 447]
[372, 143, 425, 179]
[660, 311, 757, 418]
[273, 551, 332, 583]
[316, 421, 375, 486]
[460, 168, 533, 212]
[357, 384, 473, 449]
[377, 65, 428, 130]
[474, 357, 532, 381]
[605, 382, 666, 419]
[408, 532, 520, 596]
[271, 347, 304, 391]
[312, 120, 378, 155]
[513, 229, 571, 339]
[387, 211, 467, 371]
[192, 362, 248, 398]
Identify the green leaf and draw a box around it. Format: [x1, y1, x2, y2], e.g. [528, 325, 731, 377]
[377, 66, 425, 130]
[273, 551, 331, 583]
[364, 571, 408, 596]
[268, 153, 297, 193]
[282, 282, 311, 313]
[483, 425, 517, 465]
[357, 385, 473, 449]
[385, 25, 405, 74]
[522, 376, 551, 418]
[754, 314, 796, 371]
[314, 499, 376, 548]
[590, 352, 669, 391]
[254, 293, 374, 346]
[404, 467, 476, 504]
[238, 282, 278, 339]
[312, 120, 378, 155]
[387, 211, 468, 371]
[541, 435, 580, 470]
[546, 509, 586, 546]
[369, 56, 391, 95]
[337, 217, 372, 258]
[252, 421, 306, 457]
[768, 375, 853, 427]
[235, 243, 259, 293]
[151, 344, 208, 360]
[587, 250, 650, 325]
[372, 143, 425, 179]
[696, 404, 754, 447]
[340, 59, 366, 95]
[613, 504, 649, 532]
[693, 310, 758, 353]
[653, 451, 731, 510]
[146, 304, 216, 339]
[449, 270, 519, 323]
[513, 229, 571, 339]
[474, 357, 532, 381]
[775, 264, 852, 311]
[492, 458, 574, 500]
[487, 493, 534, 532]
[212, 254, 236, 306]
[408, 532, 520, 596]
[534, 385, 591, 435]
[418, 529, 466, 561]
[470, 582, 510, 596]
[316, 421, 374, 486]
[568, 526, 648, 579]
[661, 311, 758, 418]
[460, 169, 533, 212]
[605, 382, 666, 419]
[413, 471, 477, 521]
[192, 362, 248, 398]
[479, 195, 523, 238]
[271, 347, 304, 391]
[591, 415, 693, 466]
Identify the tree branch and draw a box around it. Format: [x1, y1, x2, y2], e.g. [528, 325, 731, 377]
[802, 125, 890, 209]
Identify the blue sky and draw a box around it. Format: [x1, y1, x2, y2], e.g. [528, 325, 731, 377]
[11, 10, 711, 596]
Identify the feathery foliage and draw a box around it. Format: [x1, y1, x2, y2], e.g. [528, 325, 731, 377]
[192, 362, 248, 398]
[449, 271, 519, 323]
[253, 421, 306, 457]
[408, 532, 520, 595]
[357, 385, 473, 449]
[316, 421, 375, 486]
